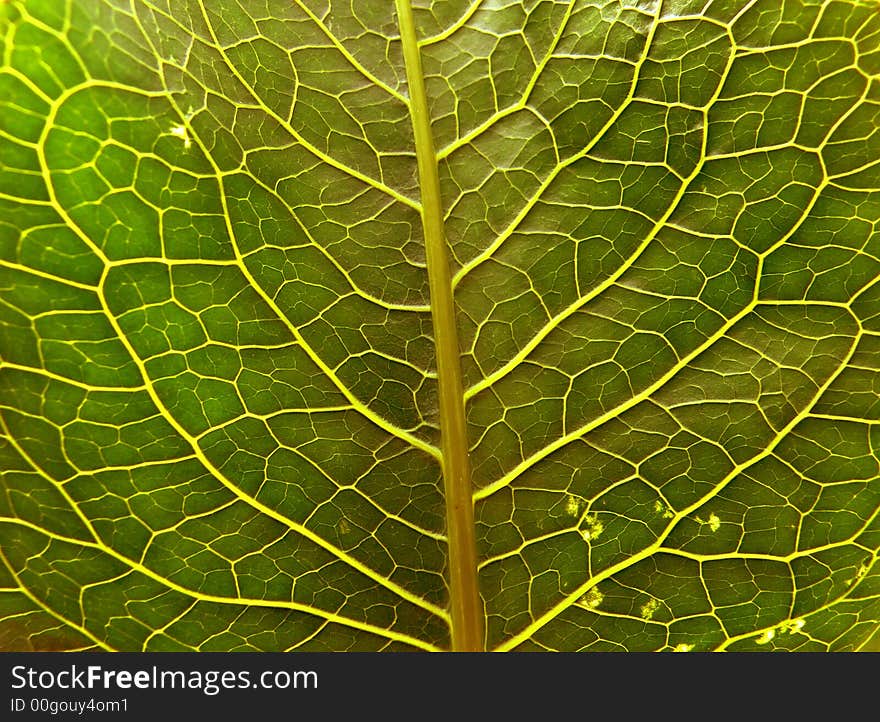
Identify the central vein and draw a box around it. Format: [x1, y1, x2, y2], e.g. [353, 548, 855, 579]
[395, 0, 483, 652]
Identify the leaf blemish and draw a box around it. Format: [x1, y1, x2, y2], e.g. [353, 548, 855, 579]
[640, 598, 660, 620]
[577, 587, 603, 611]
[780, 618, 806, 634]
[565, 494, 582, 517]
[654, 500, 674, 519]
[580, 513, 603, 542]
[169, 123, 191, 149]
[696, 512, 721, 532]
[755, 629, 775, 645]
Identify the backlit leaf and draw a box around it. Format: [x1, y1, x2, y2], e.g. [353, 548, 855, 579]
[1, 0, 879, 652]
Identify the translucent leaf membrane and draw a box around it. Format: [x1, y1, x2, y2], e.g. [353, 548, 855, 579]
[0, 0, 878, 651]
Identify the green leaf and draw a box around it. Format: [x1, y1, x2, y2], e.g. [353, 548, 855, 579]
[1, 0, 879, 652]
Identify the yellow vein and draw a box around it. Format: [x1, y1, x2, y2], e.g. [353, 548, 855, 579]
[0, 414, 105, 544]
[494, 316, 862, 650]
[284, 619, 329, 651]
[194, 125, 440, 461]
[191, 0, 421, 212]
[292, 0, 408, 104]
[713, 558, 879, 652]
[0, 361, 147, 392]
[450, 1, 665, 286]
[472, 157, 773, 500]
[0, 517, 441, 651]
[0, 192, 52, 205]
[142, 599, 199, 650]
[16, 4, 89, 81]
[662, 541, 877, 566]
[134, 10, 441, 460]
[260, 423, 446, 541]
[436, 0, 582, 161]
[32, 84, 446, 622]
[95, 262, 447, 621]
[418, 0, 487, 46]
[463, 21, 744, 402]
[2, 64, 53, 105]
[1, 9, 15, 69]
[0, 260, 98, 291]
[0, 548, 115, 651]
[235, 169, 431, 311]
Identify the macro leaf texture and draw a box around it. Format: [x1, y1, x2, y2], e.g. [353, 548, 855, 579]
[1, 0, 880, 653]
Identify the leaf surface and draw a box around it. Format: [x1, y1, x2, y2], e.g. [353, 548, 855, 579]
[1, 0, 879, 651]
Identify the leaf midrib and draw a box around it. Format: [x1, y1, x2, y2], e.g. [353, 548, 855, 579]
[395, 0, 483, 652]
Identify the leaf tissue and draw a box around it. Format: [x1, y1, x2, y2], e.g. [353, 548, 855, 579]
[0, 0, 879, 652]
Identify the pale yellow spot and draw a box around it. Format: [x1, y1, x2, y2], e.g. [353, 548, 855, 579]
[580, 513, 603, 542]
[577, 587, 603, 610]
[780, 618, 805, 634]
[169, 124, 191, 149]
[706, 512, 721, 532]
[640, 598, 660, 620]
[756, 629, 775, 645]
[565, 495, 582, 517]
[337, 518, 350, 535]
[654, 500, 674, 519]
[672, 643, 694, 652]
